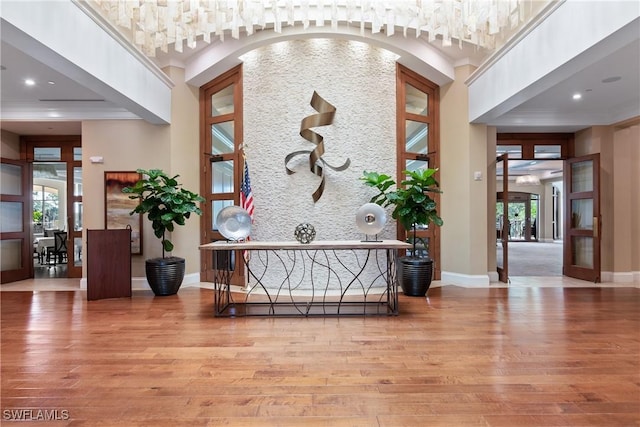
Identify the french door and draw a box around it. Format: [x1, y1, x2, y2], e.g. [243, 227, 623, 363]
[563, 154, 600, 282]
[0, 158, 31, 283]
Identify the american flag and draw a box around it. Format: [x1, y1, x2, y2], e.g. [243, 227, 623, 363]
[240, 157, 254, 271]
[240, 157, 254, 221]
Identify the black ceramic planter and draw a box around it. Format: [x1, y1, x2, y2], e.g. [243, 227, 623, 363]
[145, 256, 186, 296]
[398, 256, 434, 297]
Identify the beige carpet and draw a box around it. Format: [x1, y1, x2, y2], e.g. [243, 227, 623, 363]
[503, 241, 563, 276]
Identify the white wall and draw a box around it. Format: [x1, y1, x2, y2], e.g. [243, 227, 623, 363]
[241, 39, 398, 289]
[242, 39, 398, 243]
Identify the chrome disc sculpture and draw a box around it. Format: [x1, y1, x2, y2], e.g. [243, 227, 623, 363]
[217, 206, 252, 241]
[356, 203, 387, 241]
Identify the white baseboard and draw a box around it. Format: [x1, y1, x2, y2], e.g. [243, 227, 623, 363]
[488, 271, 499, 282]
[602, 271, 640, 285]
[441, 271, 491, 287]
[180, 272, 207, 288]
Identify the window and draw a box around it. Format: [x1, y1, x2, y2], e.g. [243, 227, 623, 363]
[497, 134, 573, 160]
[397, 64, 440, 279]
[200, 65, 245, 286]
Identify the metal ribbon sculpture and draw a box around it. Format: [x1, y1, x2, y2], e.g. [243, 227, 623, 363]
[285, 91, 350, 202]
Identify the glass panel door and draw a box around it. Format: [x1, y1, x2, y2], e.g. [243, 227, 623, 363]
[1, 159, 30, 283]
[564, 154, 600, 282]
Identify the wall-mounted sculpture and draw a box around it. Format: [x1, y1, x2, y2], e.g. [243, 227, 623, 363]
[284, 91, 350, 202]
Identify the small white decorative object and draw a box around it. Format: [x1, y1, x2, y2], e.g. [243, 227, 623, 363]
[356, 203, 386, 240]
[294, 223, 316, 244]
[217, 206, 251, 241]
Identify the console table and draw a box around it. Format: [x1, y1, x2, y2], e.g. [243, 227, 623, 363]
[199, 240, 411, 317]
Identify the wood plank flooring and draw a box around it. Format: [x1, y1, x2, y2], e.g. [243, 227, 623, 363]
[1, 285, 639, 426]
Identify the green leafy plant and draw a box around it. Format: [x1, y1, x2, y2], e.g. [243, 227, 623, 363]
[361, 168, 443, 257]
[123, 169, 204, 258]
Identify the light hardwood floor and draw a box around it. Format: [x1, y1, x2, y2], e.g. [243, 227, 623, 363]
[1, 279, 639, 426]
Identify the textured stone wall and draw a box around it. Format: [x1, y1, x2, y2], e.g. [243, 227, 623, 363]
[242, 38, 398, 243]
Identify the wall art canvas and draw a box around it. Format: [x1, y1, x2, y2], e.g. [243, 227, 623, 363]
[105, 171, 142, 254]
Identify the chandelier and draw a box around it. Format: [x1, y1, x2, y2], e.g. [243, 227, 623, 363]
[86, 0, 530, 57]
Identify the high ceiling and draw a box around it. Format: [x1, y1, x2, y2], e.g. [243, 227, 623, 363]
[1, 2, 638, 138]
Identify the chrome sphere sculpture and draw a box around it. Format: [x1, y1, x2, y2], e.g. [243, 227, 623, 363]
[216, 206, 251, 241]
[356, 203, 387, 240]
[294, 223, 316, 244]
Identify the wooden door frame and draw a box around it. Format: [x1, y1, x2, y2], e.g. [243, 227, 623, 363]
[496, 154, 509, 283]
[199, 64, 246, 286]
[396, 64, 441, 279]
[20, 136, 82, 279]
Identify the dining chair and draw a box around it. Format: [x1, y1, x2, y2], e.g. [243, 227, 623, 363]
[48, 231, 68, 265]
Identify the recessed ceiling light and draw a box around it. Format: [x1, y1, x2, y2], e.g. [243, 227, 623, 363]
[602, 76, 621, 83]
[47, 81, 56, 85]
[572, 93, 582, 100]
[25, 78, 35, 86]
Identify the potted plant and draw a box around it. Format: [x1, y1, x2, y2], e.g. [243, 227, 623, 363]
[123, 169, 204, 296]
[361, 168, 443, 296]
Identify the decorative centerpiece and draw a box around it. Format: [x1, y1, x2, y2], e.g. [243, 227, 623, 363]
[355, 202, 387, 241]
[216, 206, 251, 241]
[294, 223, 316, 244]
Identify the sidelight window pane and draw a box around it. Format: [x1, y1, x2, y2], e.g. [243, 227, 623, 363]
[212, 200, 234, 231]
[405, 120, 428, 154]
[211, 85, 234, 116]
[211, 161, 234, 194]
[211, 122, 234, 155]
[406, 159, 428, 174]
[74, 237, 83, 266]
[74, 167, 83, 196]
[405, 84, 428, 116]
[73, 202, 83, 231]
